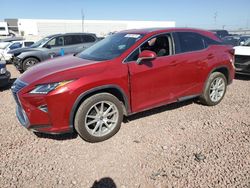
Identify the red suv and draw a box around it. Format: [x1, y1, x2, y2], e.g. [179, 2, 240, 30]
[12, 28, 235, 142]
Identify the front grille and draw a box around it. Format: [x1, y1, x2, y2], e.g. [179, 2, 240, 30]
[11, 79, 29, 127]
[235, 55, 250, 65]
[11, 79, 28, 107]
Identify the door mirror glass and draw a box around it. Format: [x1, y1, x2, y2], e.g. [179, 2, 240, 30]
[136, 50, 156, 64]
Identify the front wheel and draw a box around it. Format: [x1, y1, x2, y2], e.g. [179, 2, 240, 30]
[22, 57, 39, 72]
[74, 93, 124, 142]
[200, 72, 227, 106]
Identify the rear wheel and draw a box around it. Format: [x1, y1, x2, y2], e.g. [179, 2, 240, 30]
[200, 72, 227, 106]
[74, 93, 123, 142]
[22, 57, 39, 71]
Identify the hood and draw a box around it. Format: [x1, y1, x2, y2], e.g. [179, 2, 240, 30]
[19, 54, 103, 84]
[234, 46, 250, 56]
[8, 47, 43, 55]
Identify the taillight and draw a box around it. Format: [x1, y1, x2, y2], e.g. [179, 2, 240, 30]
[228, 48, 235, 68]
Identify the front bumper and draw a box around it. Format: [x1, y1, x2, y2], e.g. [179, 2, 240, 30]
[0, 71, 11, 87]
[11, 79, 73, 134]
[12, 56, 23, 71]
[235, 55, 250, 75]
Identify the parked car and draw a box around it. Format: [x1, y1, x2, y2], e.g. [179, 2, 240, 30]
[0, 37, 24, 42]
[9, 33, 100, 72]
[0, 40, 34, 62]
[11, 28, 235, 142]
[210, 29, 230, 39]
[234, 38, 250, 75]
[0, 60, 10, 88]
[222, 35, 250, 46]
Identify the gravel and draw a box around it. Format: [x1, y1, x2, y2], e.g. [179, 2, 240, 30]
[0, 64, 249, 188]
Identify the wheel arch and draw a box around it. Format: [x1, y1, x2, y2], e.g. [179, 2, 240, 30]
[69, 85, 131, 129]
[203, 66, 230, 91]
[211, 66, 229, 84]
[22, 56, 41, 63]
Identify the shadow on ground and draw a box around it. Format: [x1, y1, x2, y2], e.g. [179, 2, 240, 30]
[124, 99, 194, 123]
[0, 78, 16, 91]
[34, 132, 78, 140]
[91, 177, 117, 188]
[235, 74, 250, 81]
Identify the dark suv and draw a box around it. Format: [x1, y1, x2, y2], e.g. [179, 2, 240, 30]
[0, 60, 10, 88]
[12, 28, 235, 142]
[9, 33, 99, 72]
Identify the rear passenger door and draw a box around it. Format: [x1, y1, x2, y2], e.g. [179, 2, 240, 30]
[63, 35, 83, 54]
[170, 32, 213, 98]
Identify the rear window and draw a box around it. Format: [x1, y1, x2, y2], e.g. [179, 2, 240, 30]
[81, 35, 96, 43]
[175, 32, 206, 53]
[174, 32, 221, 54]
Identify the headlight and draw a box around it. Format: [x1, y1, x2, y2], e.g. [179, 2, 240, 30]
[30, 80, 74, 94]
[0, 67, 6, 74]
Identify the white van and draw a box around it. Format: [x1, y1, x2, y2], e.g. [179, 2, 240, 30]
[0, 22, 9, 36]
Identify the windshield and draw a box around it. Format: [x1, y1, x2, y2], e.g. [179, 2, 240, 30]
[30, 37, 51, 48]
[77, 33, 144, 61]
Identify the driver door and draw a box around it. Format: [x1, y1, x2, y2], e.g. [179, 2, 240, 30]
[44, 36, 64, 59]
[126, 34, 179, 112]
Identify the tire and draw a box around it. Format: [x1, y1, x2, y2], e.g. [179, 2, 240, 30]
[74, 93, 124, 142]
[200, 72, 227, 106]
[22, 57, 39, 72]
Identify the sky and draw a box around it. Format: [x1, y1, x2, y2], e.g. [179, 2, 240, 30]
[1, 0, 250, 30]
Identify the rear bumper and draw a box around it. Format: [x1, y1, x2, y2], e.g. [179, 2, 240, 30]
[0, 71, 10, 87]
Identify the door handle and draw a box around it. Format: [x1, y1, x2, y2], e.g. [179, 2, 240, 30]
[169, 61, 178, 66]
[207, 54, 214, 59]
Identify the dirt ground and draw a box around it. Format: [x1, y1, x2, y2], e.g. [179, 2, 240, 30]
[0, 64, 249, 188]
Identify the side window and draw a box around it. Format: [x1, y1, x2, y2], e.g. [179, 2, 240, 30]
[46, 36, 64, 47]
[125, 34, 171, 62]
[24, 42, 34, 47]
[176, 32, 206, 53]
[82, 35, 96, 43]
[64, 35, 82, 45]
[126, 49, 140, 62]
[9, 42, 22, 50]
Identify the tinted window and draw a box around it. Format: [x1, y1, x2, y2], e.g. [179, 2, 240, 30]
[176, 32, 206, 53]
[9, 42, 22, 50]
[64, 35, 82, 45]
[82, 35, 96, 43]
[0, 27, 6, 31]
[24, 42, 34, 47]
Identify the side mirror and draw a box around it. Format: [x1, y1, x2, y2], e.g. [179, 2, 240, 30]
[44, 44, 51, 49]
[136, 50, 156, 65]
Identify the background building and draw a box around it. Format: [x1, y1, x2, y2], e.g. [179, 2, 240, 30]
[4, 18, 176, 37]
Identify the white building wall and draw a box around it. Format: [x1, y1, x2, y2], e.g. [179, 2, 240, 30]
[17, 19, 175, 37]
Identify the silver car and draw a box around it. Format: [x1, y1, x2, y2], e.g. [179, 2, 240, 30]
[9, 33, 100, 72]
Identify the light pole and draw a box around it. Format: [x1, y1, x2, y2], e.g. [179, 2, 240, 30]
[81, 9, 84, 32]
